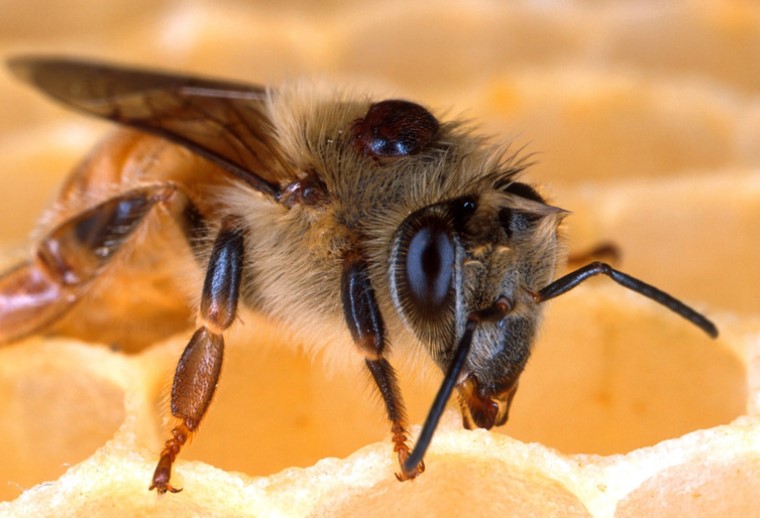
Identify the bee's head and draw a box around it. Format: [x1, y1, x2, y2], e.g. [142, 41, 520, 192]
[389, 182, 566, 430]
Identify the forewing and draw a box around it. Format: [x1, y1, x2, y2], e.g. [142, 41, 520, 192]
[8, 56, 295, 198]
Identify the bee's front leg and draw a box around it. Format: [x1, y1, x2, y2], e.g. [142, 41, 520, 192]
[341, 254, 424, 481]
[150, 216, 245, 494]
[0, 185, 174, 344]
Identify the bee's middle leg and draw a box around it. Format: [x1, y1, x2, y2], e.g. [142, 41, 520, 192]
[341, 254, 424, 481]
[150, 216, 244, 494]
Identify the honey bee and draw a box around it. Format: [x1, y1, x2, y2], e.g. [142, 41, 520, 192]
[0, 57, 718, 494]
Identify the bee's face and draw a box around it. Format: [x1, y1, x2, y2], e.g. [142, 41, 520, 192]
[385, 186, 564, 429]
[293, 97, 568, 430]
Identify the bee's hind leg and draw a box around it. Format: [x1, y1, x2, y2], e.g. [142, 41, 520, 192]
[0, 184, 176, 344]
[150, 216, 244, 494]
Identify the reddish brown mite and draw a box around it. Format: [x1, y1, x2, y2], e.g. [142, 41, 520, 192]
[351, 99, 440, 158]
[0, 56, 718, 493]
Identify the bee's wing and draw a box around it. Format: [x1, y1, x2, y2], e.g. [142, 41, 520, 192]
[8, 56, 294, 198]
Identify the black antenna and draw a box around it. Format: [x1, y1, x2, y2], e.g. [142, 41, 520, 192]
[535, 261, 718, 338]
[402, 298, 512, 477]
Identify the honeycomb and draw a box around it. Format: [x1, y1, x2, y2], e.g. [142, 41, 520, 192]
[1, 1, 759, 516]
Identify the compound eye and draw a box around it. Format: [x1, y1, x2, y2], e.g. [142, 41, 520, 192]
[352, 99, 439, 158]
[402, 217, 454, 316]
